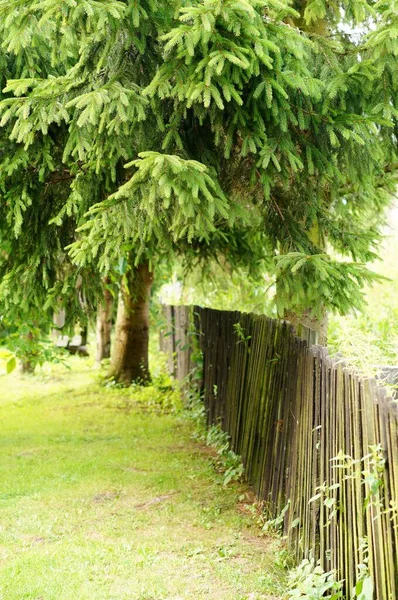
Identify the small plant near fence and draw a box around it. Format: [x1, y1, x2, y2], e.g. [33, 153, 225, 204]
[285, 543, 373, 600]
[188, 393, 244, 487]
[310, 444, 387, 522]
[351, 540, 373, 600]
[292, 444, 387, 600]
[260, 501, 292, 534]
[206, 424, 245, 486]
[285, 557, 343, 600]
[233, 322, 252, 347]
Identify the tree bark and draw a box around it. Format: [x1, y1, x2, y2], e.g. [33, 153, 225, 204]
[109, 261, 153, 384]
[19, 330, 36, 374]
[20, 359, 35, 374]
[95, 279, 113, 367]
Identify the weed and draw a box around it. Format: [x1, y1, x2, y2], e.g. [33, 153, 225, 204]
[351, 540, 373, 600]
[233, 322, 252, 347]
[285, 557, 343, 600]
[261, 501, 291, 534]
[204, 423, 245, 486]
[187, 396, 245, 487]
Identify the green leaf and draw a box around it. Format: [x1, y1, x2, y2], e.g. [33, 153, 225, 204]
[6, 356, 16, 374]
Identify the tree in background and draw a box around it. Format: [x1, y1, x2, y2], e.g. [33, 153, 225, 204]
[0, 3, 103, 370]
[0, 0, 397, 379]
[95, 277, 114, 368]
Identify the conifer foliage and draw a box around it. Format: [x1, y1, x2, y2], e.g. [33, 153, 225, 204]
[0, 0, 397, 374]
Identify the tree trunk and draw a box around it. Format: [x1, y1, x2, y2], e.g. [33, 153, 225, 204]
[20, 359, 35, 374]
[19, 330, 36, 374]
[109, 261, 153, 384]
[80, 325, 88, 347]
[95, 279, 113, 367]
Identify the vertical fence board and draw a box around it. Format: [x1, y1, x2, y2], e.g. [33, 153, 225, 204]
[163, 305, 398, 599]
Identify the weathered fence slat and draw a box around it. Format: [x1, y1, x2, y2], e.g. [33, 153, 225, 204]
[162, 305, 398, 599]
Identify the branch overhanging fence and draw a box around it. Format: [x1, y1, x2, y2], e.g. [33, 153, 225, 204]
[160, 305, 398, 599]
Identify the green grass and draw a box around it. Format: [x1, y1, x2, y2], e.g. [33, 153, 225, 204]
[0, 357, 287, 600]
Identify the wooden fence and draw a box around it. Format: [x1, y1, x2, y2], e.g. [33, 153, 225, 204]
[161, 305, 398, 599]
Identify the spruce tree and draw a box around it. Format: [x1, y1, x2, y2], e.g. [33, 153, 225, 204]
[0, 0, 397, 377]
[0, 0, 258, 381]
[141, 0, 398, 340]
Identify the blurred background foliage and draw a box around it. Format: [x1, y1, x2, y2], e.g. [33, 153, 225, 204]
[328, 205, 398, 372]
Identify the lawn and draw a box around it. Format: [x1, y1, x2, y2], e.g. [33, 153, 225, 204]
[0, 357, 287, 600]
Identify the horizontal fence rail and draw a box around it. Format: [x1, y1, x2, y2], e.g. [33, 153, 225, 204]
[161, 305, 398, 599]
